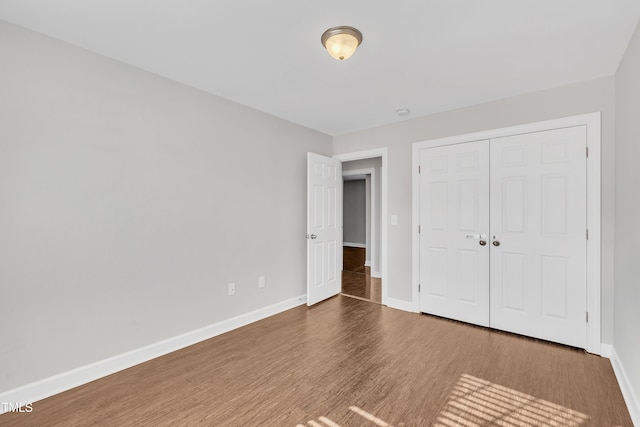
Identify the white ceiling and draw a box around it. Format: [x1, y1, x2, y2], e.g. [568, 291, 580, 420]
[1, 1, 639, 136]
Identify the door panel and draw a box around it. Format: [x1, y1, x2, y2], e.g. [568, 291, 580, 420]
[489, 126, 587, 348]
[418, 126, 588, 349]
[419, 140, 490, 326]
[307, 153, 342, 306]
[501, 252, 526, 311]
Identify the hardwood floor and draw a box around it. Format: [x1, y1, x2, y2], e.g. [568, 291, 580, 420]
[342, 246, 381, 303]
[0, 296, 632, 426]
[342, 269, 381, 303]
[343, 246, 367, 273]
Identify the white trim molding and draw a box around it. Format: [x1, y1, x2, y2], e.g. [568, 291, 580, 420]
[0, 295, 307, 413]
[600, 343, 613, 359]
[343, 242, 366, 248]
[385, 297, 418, 313]
[610, 348, 640, 426]
[335, 148, 388, 306]
[411, 112, 602, 354]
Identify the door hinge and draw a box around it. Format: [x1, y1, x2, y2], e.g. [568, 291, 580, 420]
[586, 147, 589, 158]
[419, 284, 421, 292]
[586, 229, 589, 240]
[418, 225, 421, 234]
[418, 165, 421, 174]
[586, 311, 589, 323]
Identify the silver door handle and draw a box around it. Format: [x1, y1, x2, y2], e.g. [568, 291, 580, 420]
[307, 234, 317, 240]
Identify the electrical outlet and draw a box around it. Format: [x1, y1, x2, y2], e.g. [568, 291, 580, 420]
[258, 276, 266, 288]
[228, 283, 236, 296]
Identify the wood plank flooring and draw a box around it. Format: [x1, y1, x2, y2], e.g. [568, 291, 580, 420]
[342, 247, 381, 303]
[343, 246, 367, 273]
[0, 296, 632, 426]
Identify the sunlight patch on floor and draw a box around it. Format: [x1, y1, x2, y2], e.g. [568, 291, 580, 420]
[434, 374, 590, 427]
[349, 406, 393, 426]
[298, 405, 395, 427]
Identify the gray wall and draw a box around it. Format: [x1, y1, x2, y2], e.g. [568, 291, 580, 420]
[0, 21, 332, 392]
[0, 16, 631, 400]
[333, 77, 616, 344]
[615, 18, 640, 414]
[343, 180, 366, 245]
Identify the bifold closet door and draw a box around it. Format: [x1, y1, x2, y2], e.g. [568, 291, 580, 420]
[489, 126, 587, 348]
[419, 140, 490, 327]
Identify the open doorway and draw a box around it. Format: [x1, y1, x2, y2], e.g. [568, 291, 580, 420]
[306, 148, 386, 307]
[341, 157, 382, 303]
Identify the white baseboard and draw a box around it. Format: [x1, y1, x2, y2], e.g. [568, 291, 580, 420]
[610, 347, 640, 426]
[0, 294, 307, 414]
[600, 343, 613, 358]
[343, 242, 366, 248]
[385, 297, 417, 313]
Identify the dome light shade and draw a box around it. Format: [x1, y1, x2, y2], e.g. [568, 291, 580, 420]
[321, 26, 363, 61]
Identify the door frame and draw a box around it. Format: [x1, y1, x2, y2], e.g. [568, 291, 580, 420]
[411, 112, 602, 354]
[343, 168, 378, 276]
[335, 148, 388, 305]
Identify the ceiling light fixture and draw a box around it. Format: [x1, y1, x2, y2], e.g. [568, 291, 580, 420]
[321, 26, 363, 61]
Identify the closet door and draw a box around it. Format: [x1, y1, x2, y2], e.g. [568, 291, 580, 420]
[419, 140, 490, 326]
[489, 126, 587, 348]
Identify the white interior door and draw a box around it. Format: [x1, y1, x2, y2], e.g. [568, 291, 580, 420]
[307, 153, 342, 306]
[489, 126, 587, 348]
[418, 126, 588, 348]
[419, 140, 490, 326]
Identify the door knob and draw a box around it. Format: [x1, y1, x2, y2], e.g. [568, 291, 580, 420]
[492, 240, 500, 246]
[310, 234, 317, 240]
[479, 240, 487, 246]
